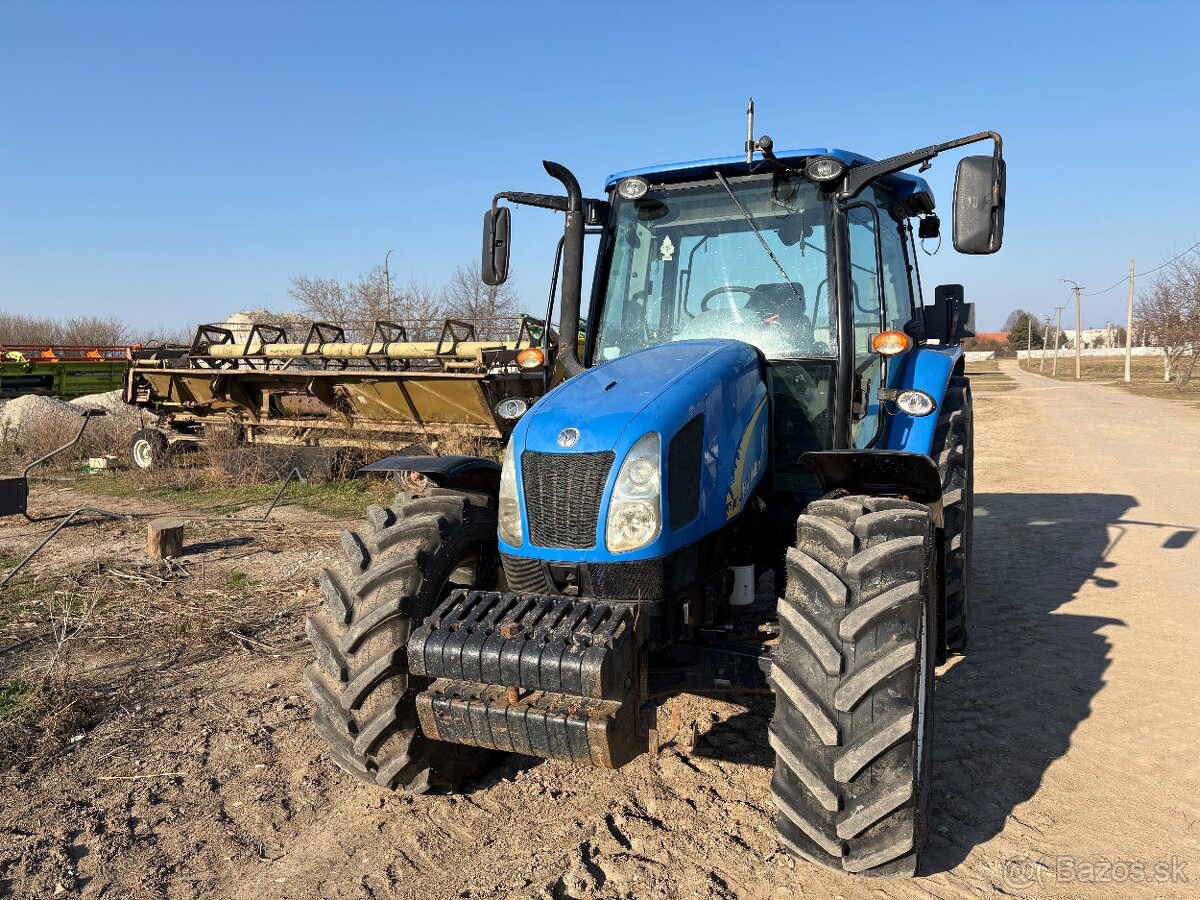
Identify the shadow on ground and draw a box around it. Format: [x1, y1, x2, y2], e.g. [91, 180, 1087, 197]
[688, 492, 1149, 874]
[920, 491, 1136, 873]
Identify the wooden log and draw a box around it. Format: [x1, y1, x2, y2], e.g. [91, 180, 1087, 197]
[147, 518, 185, 559]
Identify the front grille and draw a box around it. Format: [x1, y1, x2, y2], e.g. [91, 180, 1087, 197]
[522, 450, 615, 549]
[501, 552, 550, 593]
[668, 415, 704, 531]
[587, 559, 664, 600]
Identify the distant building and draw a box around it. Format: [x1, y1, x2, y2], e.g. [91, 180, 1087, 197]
[973, 331, 1010, 344]
[1059, 327, 1121, 349]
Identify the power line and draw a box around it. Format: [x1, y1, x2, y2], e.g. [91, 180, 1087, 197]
[1084, 237, 1200, 296]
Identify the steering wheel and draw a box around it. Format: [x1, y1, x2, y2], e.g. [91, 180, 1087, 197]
[699, 285, 755, 312]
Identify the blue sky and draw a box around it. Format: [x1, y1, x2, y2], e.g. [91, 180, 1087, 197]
[1, 1, 1195, 332]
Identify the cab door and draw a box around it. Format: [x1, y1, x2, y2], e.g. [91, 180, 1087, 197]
[846, 187, 918, 447]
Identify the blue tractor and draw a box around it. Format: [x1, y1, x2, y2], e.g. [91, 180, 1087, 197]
[304, 123, 1005, 878]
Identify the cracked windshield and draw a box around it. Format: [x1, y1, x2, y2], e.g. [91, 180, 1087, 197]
[594, 174, 834, 361]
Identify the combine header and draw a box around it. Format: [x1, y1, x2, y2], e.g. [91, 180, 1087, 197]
[123, 317, 552, 471]
[1, 344, 129, 400]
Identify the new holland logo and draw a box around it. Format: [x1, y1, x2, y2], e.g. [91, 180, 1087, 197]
[557, 427, 580, 448]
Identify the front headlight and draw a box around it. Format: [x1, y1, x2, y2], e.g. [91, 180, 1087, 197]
[498, 440, 523, 546]
[605, 432, 661, 553]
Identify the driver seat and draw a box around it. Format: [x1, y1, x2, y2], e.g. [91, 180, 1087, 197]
[746, 283, 813, 344]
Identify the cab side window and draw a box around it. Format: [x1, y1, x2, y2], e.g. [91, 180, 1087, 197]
[876, 192, 916, 331]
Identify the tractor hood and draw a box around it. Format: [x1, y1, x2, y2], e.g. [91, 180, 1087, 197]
[522, 340, 731, 453]
[507, 339, 770, 562]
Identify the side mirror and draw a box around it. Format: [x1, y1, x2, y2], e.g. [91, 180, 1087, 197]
[481, 206, 511, 286]
[952, 156, 1005, 254]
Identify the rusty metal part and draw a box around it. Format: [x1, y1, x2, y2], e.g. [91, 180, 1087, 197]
[417, 680, 642, 768]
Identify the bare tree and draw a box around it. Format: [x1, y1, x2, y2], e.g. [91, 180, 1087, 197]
[394, 280, 447, 341]
[442, 262, 522, 338]
[0, 311, 129, 346]
[1137, 249, 1200, 385]
[59, 315, 129, 345]
[289, 265, 451, 341]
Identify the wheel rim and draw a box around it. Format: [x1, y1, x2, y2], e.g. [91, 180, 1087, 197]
[446, 552, 481, 592]
[133, 438, 153, 469]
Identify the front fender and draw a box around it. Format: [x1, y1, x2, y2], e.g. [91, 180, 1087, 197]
[882, 346, 963, 454]
[358, 454, 501, 496]
[802, 449, 943, 526]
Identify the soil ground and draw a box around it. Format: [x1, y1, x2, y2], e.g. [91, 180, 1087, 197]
[1, 359, 1197, 899]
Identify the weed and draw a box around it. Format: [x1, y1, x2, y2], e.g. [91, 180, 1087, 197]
[0, 680, 30, 720]
[225, 570, 256, 589]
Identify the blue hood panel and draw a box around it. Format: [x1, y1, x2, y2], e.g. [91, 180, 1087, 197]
[505, 340, 769, 563]
[522, 341, 728, 453]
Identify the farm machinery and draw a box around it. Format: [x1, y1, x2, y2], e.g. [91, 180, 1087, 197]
[1, 344, 129, 399]
[122, 317, 555, 476]
[304, 118, 1004, 878]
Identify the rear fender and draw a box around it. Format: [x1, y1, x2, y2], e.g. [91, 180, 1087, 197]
[882, 346, 963, 455]
[358, 453, 501, 496]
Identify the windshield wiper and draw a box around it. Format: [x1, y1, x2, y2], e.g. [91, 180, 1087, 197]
[713, 171, 803, 301]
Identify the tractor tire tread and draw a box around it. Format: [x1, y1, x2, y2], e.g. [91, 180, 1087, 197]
[770, 495, 935, 878]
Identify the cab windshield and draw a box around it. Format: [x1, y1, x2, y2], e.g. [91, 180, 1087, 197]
[593, 173, 835, 362]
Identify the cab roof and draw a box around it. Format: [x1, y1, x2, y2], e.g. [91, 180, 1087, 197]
[605, 147, 934, 207]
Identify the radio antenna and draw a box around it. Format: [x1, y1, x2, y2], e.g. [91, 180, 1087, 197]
[745, 98, 755, 165]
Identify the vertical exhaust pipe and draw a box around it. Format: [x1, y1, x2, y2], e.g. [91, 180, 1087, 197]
[542, 160, 584, 376]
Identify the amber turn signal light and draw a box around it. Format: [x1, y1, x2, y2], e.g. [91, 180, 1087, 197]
[871, 330, 911, 356]
[516, 347, 546, 369]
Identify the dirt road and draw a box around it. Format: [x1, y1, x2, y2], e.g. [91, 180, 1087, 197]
[2, 360, 1197, 899]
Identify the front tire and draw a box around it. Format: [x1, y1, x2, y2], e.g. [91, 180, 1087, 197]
[304, 488, 500, 792]
[935, 376, 973, 655]
[769, 495, 936, 877]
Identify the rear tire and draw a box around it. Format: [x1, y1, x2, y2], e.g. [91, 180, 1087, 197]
[769, 495, 936, 877]
[304, 488, 500, 792]
[934, 376, 973, 655]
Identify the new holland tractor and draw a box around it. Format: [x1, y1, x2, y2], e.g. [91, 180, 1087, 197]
[303, 121, 1005, 878]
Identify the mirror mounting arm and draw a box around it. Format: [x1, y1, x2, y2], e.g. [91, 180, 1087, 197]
[492, 191, 569, 213]
[837, 131, 1003, 201]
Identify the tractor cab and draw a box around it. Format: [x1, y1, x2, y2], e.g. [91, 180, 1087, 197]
[587, 151, 938, 496]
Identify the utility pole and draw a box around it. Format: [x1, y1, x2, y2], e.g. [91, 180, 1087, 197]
[1060, 278, 1085, 379]
[1125, 257, 1136, 383]
[1052, 305, 1066, 375]
[384, 249, 396, 313]
[1040, 315, 1051, 371]
[1027, 316, 1033, 359]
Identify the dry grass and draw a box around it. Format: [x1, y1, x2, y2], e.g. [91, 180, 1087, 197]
[1020, 355, 1200, 408]
[0, 411, 142, 474]
[964, 359, 1001, 374]
[965, 359, 1017, 393]
[0, 523, 325, 772]
[1, 408, 503, 778]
